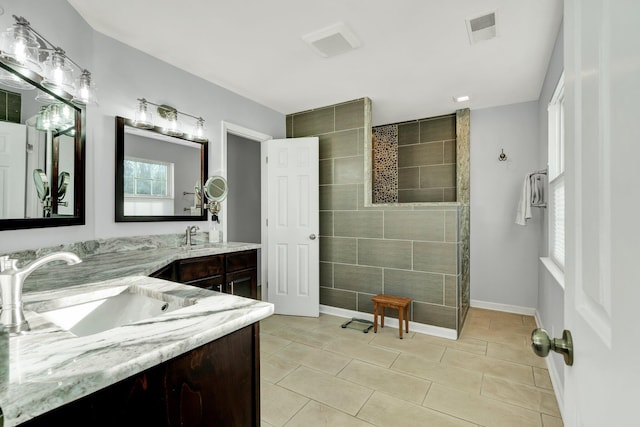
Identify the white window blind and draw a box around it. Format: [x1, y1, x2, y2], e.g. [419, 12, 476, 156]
[550, 176, 565, 268]
[548, 72, 565, 272]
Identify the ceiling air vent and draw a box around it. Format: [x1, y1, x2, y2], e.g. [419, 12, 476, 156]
[302, 22, 361, 58]
[466, 12, 497, 44]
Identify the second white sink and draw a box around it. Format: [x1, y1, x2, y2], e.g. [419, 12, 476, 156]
[38, 289, 184, 337]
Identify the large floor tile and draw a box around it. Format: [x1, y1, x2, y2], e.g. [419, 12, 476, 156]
[370, 332, 446, 361]
[278, 366, 373, 416]
[533, 367, 554, 390]
[441, 348, 535, 385]
[324, 336, 400, 367]
[260, 333, 293, 356]
[423, 383, 542, 427]
[338, 359, 431, 404]
[461, 324, 528, 346]
[358, 391, 478, 427]
[542, 413, 565, 427]
[482, 376, 561, 416]
[261, 381, 309, 426]
[285, 401, 375, 427]
[261, 353, 299, 383]
[486, 341, 548, 369]
[274, 342, 351, 375]
[391, 353, 483, 394]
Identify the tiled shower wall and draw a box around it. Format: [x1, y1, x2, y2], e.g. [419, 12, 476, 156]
[287, 99, 470, 334]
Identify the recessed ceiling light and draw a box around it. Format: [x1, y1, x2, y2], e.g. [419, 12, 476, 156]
[302, 22, 361, 58]
[453, 95, 471, 103]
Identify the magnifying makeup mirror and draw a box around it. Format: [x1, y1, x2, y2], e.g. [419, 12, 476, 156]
[57, 171, 70, 204]
[203, 176, 228, 220]
[33, 169, 50, 202]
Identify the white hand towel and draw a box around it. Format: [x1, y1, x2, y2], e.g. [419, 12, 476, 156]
[515, 174, 533, 225]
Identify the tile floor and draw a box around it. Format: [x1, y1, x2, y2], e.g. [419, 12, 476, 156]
[259, 308, 564, 427]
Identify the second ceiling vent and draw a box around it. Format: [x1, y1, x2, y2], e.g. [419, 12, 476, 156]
[466, 12, 497, 44]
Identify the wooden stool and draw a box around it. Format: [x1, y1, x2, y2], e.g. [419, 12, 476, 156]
[371, 294, 412, 339]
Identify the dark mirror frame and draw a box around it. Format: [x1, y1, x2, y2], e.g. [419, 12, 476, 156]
[115, 116, 208, 222]
[0, 61, 85, 231]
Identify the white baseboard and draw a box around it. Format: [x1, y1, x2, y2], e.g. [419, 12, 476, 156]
[319, 305, 457, 340]
[470, 299, 537, 316]
[534, 310, 565, 420]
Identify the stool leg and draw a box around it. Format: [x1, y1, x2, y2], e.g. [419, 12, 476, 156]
[398, 306, 404, 339]
[381, 306, 385, 328]
[373, 302, 378, 333]
[405, 306, 409, 333]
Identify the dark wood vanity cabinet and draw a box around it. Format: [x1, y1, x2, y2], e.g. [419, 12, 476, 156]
[23, 323, 261, 427]
[151, 250, 258, 299]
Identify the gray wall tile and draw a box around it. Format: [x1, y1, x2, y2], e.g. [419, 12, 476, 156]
[357, 128, 364, 155]
[292, 106, 334, 136]
[384, 269, 444, 304]
[398, 189, 444, 203]
[334, 211, 383, 238]
[357, 292, 376, 314]
[384, 211, 445, 241]
[358, 239, 412, 269]
[320, 262, 334, 287]
[319, 130, 358, 159]
[419, 164, 456, 188]
[398, 122, 419, 146]
[320, 287, 356, 310]
[412, 302, 457, 329]
[443, 188, 457, 202]
[444, 140, 456, 163]
[319, 159, 333, 185]
[419, 115, 455, 143]
[334, 264, 383, 294]
[334, 156, 364, 184]
[398, 167, 419, 189]
[445, 210, 458, 242]
[445, 274, 457, 307]
[320, 185, 358, 211]
[320, 211, 334, 236]
[413, 242, 457, 274]
[286, 115, 293, 138]
[320, 237, 357, 264]
[398, 142, 443, 168]
[335, 100, 364, 131]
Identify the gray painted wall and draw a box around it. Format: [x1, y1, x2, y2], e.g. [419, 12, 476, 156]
[0, 0, 284, 252]
[226, 134, 261, 243]
[536, 22, 566, 387]
[470, 101, 541, 309]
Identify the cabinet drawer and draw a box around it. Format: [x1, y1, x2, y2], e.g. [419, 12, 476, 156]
[185, 274, 224, 291]
[226, 250, 257, 273]
[177, 255, 224, 282]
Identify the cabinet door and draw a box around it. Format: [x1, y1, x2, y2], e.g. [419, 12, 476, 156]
[226, 269, 257, 299]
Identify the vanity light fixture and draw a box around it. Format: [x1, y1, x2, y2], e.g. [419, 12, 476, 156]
[0, 15, 97, 105]
[132, 98, 208, 142]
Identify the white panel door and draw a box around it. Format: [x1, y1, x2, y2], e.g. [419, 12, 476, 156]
[266, 137, 319, 316]
[563, 1, 640, 425]
[0, 122, 26, 219]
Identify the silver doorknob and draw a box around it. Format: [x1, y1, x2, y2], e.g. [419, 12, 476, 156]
[531, 328, 574, 366]
[309, 234, 317, 240]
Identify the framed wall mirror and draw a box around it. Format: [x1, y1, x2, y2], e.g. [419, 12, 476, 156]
[0, 61, 85, 230]
[115, 116, 208, 222]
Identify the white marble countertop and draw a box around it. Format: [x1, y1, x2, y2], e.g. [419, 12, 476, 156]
[0, 241, 273, 426]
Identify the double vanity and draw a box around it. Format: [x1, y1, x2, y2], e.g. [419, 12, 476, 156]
[0, 239, 272, 426]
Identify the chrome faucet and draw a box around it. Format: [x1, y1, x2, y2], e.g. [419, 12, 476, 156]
[0, 252, 82, 334]
[185, 225, 200, 247]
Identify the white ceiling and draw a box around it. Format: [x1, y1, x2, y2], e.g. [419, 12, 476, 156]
[67, 0, 562, 126]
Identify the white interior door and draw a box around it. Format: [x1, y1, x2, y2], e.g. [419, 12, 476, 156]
[564, 1, 640, 425]
[0, 122, 26, 219]
[266, 137, 319, 316]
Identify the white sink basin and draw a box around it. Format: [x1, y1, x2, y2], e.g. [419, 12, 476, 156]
[37, 288, 187, 337]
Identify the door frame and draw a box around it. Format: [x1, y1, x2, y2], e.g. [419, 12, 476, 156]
[220, 121, 272, 300]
